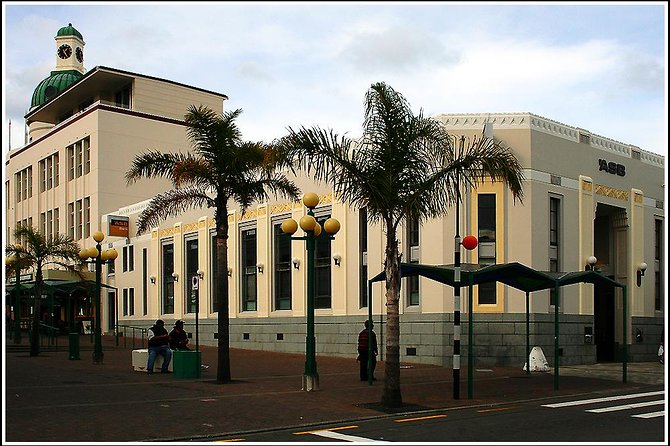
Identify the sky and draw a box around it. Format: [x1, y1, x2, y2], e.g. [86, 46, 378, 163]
[2, 2, 668, 158]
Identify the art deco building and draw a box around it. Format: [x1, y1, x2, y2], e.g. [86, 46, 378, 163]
[5, 24, 665, 367]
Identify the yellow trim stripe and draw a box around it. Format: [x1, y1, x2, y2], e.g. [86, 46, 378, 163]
[394, 414, 447, 423]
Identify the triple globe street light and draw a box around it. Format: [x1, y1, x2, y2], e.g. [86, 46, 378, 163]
[281, 192, 341, 391]
[79, 231, 118, 364]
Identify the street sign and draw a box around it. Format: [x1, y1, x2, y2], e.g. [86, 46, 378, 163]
[192, 275, 199, 290]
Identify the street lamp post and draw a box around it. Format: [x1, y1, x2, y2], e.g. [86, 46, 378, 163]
[281, 192, 341, 391]
[79, 231, 118, 364]
[6, 251, 23, 344]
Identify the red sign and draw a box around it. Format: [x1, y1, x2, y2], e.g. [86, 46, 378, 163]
[109, 218, 129, 237]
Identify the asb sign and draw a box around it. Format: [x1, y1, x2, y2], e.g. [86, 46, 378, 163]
[108, 216, 130, 237]
[598, 159, 626, 177]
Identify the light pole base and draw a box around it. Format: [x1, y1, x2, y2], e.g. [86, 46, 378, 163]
[302, 374, 319, 391]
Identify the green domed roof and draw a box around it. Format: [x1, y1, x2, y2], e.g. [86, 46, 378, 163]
[31, 70, 84, 109]
[56, 23, 83, 40]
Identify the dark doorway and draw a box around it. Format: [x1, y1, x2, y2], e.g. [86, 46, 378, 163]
[107, 291, 116, 334]
[594, 283, 616, 361]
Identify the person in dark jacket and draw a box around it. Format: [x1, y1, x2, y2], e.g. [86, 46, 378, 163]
[169, 320, 190, 350]
[357, 320, 378, 381]
[147, 319, 172, 374]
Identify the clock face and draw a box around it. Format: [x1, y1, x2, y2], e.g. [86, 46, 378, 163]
[75, 47, 84, 63]
[58, 44, 72, 59]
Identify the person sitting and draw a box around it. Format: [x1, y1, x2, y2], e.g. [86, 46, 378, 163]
[169, 320, 190, 351]
[147, 319, 172, 374]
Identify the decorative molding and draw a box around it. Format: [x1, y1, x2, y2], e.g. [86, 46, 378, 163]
[240, 209, 258, 221]
[159, 227, 179, 237]
[594, 184, 629, 201]
[270, 202, 294, 214]
[434, 112, 664, 168]
[582, 181, 592, 192]
[182, 222, 199, 232]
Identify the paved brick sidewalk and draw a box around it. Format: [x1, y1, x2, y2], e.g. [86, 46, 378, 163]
[3, 335, 664, 442]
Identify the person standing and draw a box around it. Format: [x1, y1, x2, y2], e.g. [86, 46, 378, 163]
[169, 320, 190, 350]
[357, 320, 378, 381]
[147, 319, 172, 374]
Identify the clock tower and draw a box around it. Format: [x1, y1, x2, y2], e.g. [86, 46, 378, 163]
[55, 23, 85, 74]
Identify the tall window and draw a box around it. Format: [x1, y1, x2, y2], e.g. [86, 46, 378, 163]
[75, 200, 82, 240]
[84, 197, 90, 238]
[241, 228, 257, 311]
[15, 167, 32, 202]
[406, 215, 420, 306]
[274, 222, 292, 310]
[142, 248, 148, 316]
[122, 244, 134, 272]
[162, 241, 175, 314]
[549, 196, 561, 306]
[67, 137, 90, 180]
[128, 288, 135, 316]
[68, 202, 75, 239]
[314, 214, 332, 309]
[185, 238, 199, 314]
[54, 208, 59, 235]
[122, 288, 128, 316]
[211, 232, 218, 312]
[477, 194, 497, 304]
[359, 208, 368, 308]
[655, 219, 663, 311]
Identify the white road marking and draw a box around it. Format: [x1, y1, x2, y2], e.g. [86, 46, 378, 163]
[632, 411, 665, 419]
[586, 400, 664, 413]
[310, 429, 386, 442]
[541, 391, 664, 408]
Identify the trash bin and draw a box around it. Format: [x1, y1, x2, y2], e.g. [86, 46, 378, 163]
[68, 333, 80, 360]
[173, 350, 201, 378]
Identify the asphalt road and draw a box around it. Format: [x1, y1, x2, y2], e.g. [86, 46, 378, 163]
[212, 386, 666, 443]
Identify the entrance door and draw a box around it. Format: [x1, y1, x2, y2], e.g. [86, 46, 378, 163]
[107, 291, 116, 334]
[594, 283, 615, 361]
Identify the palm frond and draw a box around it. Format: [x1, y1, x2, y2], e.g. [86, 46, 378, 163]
[125, 151, 193, 186]
[136, 187, 215, 234]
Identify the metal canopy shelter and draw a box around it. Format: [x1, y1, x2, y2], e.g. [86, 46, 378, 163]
[368, 262, 627, 397]
[5, 278, 117, 334]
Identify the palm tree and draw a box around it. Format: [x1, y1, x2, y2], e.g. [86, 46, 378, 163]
[5, 226, 83, 356]
[125, 104, 300, 384]
[280, 82, 524, 407]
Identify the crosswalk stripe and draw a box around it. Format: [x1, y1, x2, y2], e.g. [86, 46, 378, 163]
[632, 411, 665, 419]
[541, 391, 664, 408]
[310, 429, 385, 442]
[586, 400, 665, 413]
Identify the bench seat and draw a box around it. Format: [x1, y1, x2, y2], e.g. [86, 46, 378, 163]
[132, 348, 173, 372]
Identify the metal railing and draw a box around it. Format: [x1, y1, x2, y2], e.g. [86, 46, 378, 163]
[116, 324, 148, 350]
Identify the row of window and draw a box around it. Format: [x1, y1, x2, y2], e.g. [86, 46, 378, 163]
[115, 194, 664, 318]
[39, 208, 60, 239]
[67, 197, 91, 241]
[14, 136, 91, 205]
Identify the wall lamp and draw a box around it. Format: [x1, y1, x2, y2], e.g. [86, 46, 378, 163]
[149, 275, 156, 284]
[636, 262, 647, 287]
[332, 253, 342, 267]
[292, 257, 300, 270]
[256, 262, 264, 274]
[172, 272, 179, 282]
[585, 256, 597, 271]
[197, 269, 204, 279]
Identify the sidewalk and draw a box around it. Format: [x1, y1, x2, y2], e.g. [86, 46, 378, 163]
[3, 335, 665, 443]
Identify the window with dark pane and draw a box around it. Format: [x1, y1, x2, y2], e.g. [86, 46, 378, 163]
[274, 222, 292, 310]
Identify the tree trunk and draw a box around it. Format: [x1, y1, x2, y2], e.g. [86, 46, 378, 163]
[381, 228, 402, 407]
[216, 202, 232, 383]
[30, 271, 42, 357]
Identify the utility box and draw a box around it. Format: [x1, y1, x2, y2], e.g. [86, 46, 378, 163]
[68, 333, 80, 360]
[173, 350, 201, 379]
